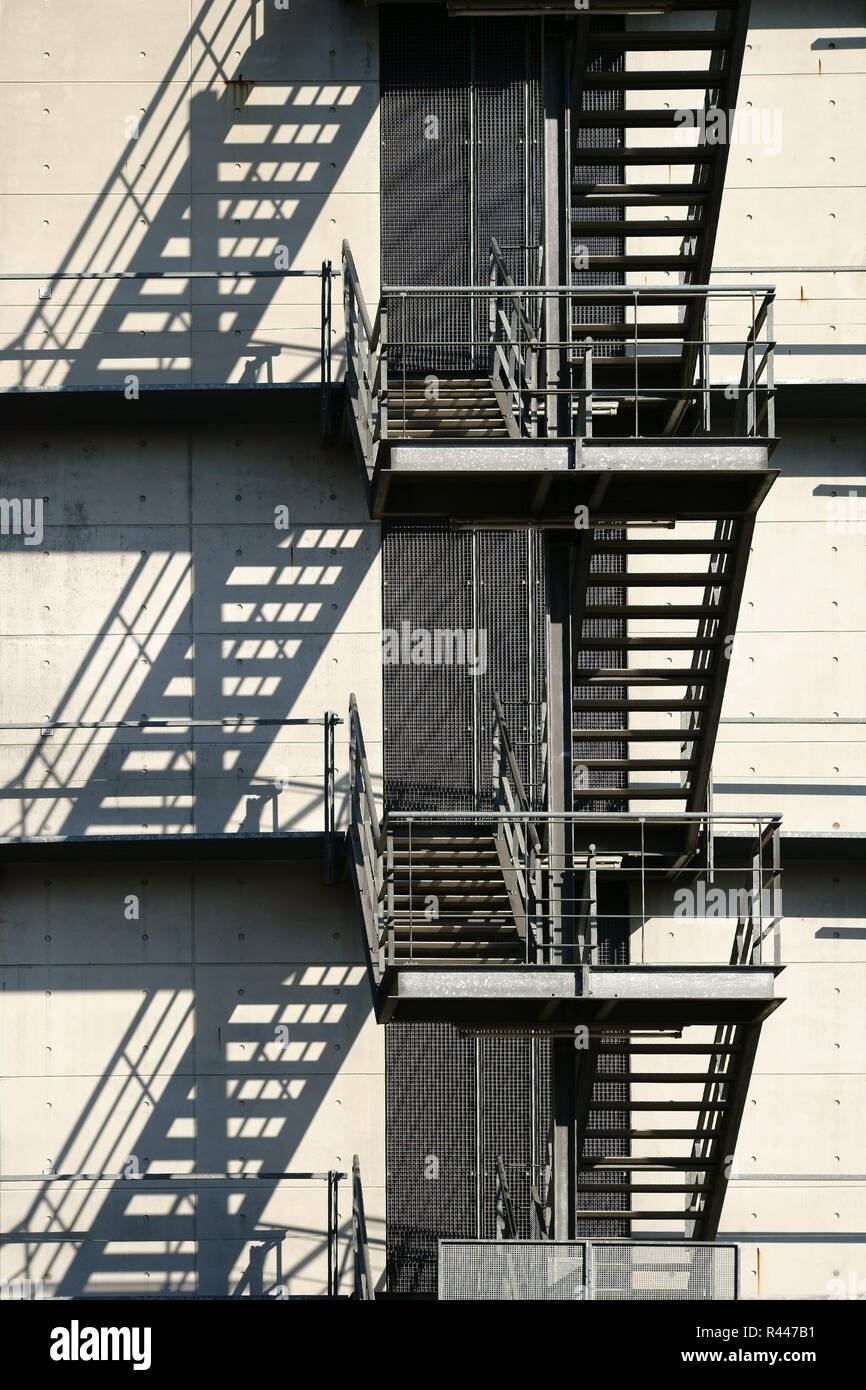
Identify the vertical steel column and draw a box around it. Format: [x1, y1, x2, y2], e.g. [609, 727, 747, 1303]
[551, 1036, 577, 1240]
[323, 711, 336, 885]
[320, 260, 332, 439]
[543, 20, 571, 438]
[546, 537, 575, 962]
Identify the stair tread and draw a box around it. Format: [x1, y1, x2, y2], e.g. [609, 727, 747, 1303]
[588, 30, 732, 50]
[583, 71, 723, 91]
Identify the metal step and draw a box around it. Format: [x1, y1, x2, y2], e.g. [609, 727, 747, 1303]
[572, 729, 698, 742]
[574, 147, 719, 165]
[570, 221, 702, 238]
[580, 109, 705, 128]
[571, 318, 690, 336]
[582, 70, 725, 91]
[584, 604, 720, 619]
[571, 254, 698, 271]
[573, 698, 706, 711]
[593, 539, 735, 554]
[578, 1158, 719, 1170]
[588, 30, 732, 50]
[617, 572, 729, 586]
[580, 669, 712, 683]
[575, 758, 695, 772]
[572, 187, 709, 204]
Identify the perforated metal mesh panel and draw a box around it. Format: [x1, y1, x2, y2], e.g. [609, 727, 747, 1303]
[387, 1025, 551, 1294]
[439, 1241, 586, 1301]
[386, 1023, 477, 1294]
[383, 523, 474, 809]
[383, 524, 545, 811]
[381, 7, 543, 372]
[438, 1242, 738, 1301]
[572, 18, 625, 355]
[591, 1244, 738, 1301]
[381, 8, 470, 372]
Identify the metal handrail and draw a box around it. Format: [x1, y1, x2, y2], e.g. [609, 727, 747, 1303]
[342, 236, 778, 462]
[490, 237, 539, 345]
[348, 694, 386, 981]
[492, 692, 541, 856]
[352, 1155, 376, 1301]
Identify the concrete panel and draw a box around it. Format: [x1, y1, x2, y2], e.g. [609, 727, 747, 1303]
[735, 1239, 866, 1301]
[0, 966, 194, 1080]
[0, 864, 194, 968]
[190, 0, 379, 84]
[754, 963, 866, 1075]
[194, 1071, 384, 1176]
[191, 865, 365, 965]
[193, 961, 381, 1075]
[0, 0, 195, 83]
[735, 1074, 866, 1175]
[0, 83, 191, 197]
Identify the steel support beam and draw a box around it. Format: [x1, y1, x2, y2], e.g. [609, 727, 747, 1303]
[551, 1036, 578, 1239]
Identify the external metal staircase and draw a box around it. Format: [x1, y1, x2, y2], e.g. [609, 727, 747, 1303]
[386, 377, 511, 440]
[384, 831, 525, 964]
[347, 0, 781, 1266]
[348, 690, 783, 1239]
[571, 514, 761, 819]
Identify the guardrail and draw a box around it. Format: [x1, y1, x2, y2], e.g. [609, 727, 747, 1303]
[342, 238, 777, 470]
[0, 712, 343, 882]
[1, 264, 337, 434]
[376, 808, 782, 970]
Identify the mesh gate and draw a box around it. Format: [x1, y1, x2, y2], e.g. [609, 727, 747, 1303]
[438, 1242, 739, 1302]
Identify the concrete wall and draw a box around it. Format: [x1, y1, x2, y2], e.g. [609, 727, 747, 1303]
[724, 859, 866, 1300]
[716, 421, 866, 834]
[0, 860, 384, 1297]
[0, 423, 382, 837]
[0, 0, 380, 390]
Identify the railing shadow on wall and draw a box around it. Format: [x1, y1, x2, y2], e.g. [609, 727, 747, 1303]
[0, 0, 372, 392]
[0, 959, 381, 1297]
[0, 2, 381, 1298]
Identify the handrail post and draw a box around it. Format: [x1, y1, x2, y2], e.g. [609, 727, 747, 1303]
[320, 259, 332, 440]
[765, 292, 776, 438]
[701, 296, 711, 433]
[324, 710, 336, 885]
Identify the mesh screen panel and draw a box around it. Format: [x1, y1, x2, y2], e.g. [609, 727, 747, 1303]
[383, 524, 545, 811]
[590, 1244, 738, 1301]
[438, 1242, 737, 1301]
[382, 523, 474, 810]
[386, 1023, 477, 1295]
[439, 1241, 586, 1302]
[387, 1025, 551, 1294]
[381, 8, 470, 372]
[381, 8, 543, 372]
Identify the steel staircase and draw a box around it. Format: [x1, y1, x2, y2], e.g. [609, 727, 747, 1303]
[386, 375, 511, 440]
[572, 514, 756, 816]
[573, 1025, 760, 1237]
[571, 2, 752, 437]
[382, 830, 525, 964]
